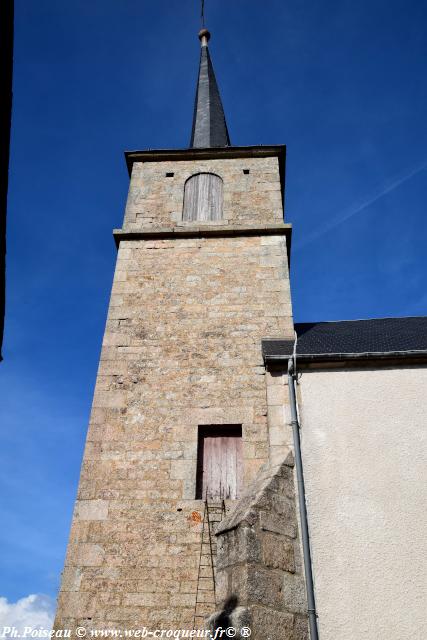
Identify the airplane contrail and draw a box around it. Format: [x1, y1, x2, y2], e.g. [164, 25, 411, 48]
[294, 159, 427, 251]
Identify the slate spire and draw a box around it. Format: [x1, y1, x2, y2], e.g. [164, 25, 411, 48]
[190, 28, 231, 148]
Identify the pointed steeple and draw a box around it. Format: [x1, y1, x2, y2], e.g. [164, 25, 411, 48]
[190, 28, 231, 148]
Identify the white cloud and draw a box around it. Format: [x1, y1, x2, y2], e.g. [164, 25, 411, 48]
[0, 595, 55, 634]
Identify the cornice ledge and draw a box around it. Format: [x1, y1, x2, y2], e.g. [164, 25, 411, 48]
[113, 223, 292, 264]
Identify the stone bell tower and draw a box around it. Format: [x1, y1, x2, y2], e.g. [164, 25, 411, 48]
[54, 27, 296, 632]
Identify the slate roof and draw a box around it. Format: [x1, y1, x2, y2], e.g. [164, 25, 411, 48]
[190, 30, 231, 148]
[262, 317, 427, 364]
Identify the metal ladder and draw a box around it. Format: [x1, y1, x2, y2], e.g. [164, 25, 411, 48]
[193, 500, 226, 628]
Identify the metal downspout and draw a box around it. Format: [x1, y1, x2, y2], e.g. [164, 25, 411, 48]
[288, 357, 319, 640]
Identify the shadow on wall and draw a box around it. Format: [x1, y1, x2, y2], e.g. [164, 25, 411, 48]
[207, 596, 250, 639]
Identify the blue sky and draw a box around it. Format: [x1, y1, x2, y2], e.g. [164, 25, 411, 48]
[1, 0, 427, 616]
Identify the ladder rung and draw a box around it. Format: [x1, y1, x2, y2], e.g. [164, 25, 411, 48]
[193, 501, 227, 629]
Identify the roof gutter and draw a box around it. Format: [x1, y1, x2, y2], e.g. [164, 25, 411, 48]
[264, 349, 427, 366]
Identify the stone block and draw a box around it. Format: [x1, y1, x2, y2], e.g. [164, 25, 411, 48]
[267, 385, 287, 406]
[267, 405, 285, 428]
[229, 565, 249, 602]
[262, 532, 295, 572]
[217, 526, 261, 570]
[124, 593, 169, 607]
[282, 573, 307, 615]
[74, 500, 109, 521]
[269, 424, 293, 447]
[56, 592, 97, 618]
[246, 567, 283, 608]
[92, 390, 126, 409]
[170, 459, 190, 481]
[60, 567, 82, 592]
[260, 511, 296, 539]
[260, 255, 282, 267]
[250, 605, 294, 640]
[293, 614, 309, 640]
[270, 492, 296, 518]
[67, 543, 105, 567]
[215, 567, 230, 603]
[169, 593, 197, 608]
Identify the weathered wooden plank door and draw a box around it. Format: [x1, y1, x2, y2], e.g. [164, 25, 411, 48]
[197, 426, 242, 500]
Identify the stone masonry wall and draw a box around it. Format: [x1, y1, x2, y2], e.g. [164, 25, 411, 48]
[54, 229, 294, 632]
[266, 370, 294, 467]
[123, 157, 284, 231]
[213, 454, 309, 640]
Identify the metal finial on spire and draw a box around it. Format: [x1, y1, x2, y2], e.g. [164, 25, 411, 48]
[190, 22, 231, 147]
[199, 0, 210, 46]
[198, 28, 210, 47]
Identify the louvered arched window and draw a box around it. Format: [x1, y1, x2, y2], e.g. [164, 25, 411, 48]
[182, 173, 223, 222]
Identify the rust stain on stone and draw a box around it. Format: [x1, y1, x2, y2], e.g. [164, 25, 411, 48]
[187, 511, 202, 526]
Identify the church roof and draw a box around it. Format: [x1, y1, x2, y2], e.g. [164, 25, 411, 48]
[190, 28, 230, 148]
[262, 317, 427, 365]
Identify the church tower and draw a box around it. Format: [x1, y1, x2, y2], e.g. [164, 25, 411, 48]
[54, 27, 297, 633]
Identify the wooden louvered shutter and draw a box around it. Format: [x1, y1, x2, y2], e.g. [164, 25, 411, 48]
[183, 173, 223, 222]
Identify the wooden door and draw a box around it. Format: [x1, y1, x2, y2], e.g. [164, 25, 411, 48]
[196, 425, 242, 500]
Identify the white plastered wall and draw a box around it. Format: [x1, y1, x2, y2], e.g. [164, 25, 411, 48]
[298, 366, 427, 640]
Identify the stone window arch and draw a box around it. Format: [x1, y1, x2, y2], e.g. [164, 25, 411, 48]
[182, 173, 223, 222]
